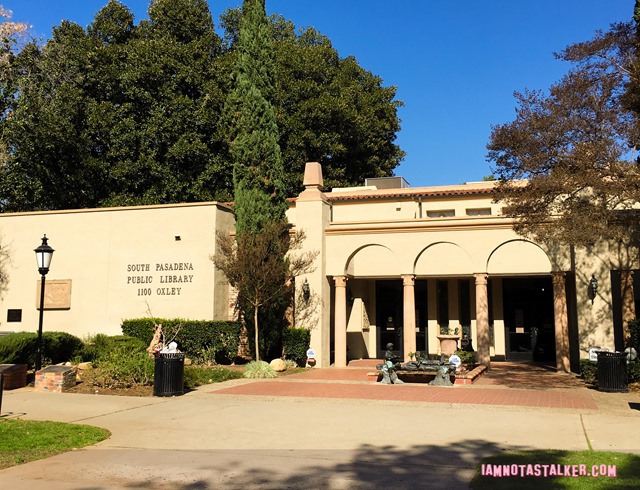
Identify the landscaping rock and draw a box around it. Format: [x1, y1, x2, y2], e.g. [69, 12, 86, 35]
[270, 358, 287, 372]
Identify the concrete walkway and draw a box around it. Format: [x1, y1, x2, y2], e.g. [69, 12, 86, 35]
[0, 362, 639, 489]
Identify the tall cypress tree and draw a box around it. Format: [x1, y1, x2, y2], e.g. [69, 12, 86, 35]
[223, 0, 287, 235]
[220, 0, 289, 360]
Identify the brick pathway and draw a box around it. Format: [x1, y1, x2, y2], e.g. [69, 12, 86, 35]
[212, 362, 598, 410]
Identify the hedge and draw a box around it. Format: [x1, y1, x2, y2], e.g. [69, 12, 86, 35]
[0, 331, 84, 368]
[121, 318, 241, 363]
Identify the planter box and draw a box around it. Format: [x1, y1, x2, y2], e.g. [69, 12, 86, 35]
[35, 365, 76, 393]
[0, 364, 28, 390]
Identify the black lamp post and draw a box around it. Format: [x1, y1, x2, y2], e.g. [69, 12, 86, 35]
[34, 235, 54, 372]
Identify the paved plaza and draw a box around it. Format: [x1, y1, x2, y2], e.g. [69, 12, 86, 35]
[0, 362, 639, 489]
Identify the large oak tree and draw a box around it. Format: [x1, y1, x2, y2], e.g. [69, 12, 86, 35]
[0, 0, 403, 212]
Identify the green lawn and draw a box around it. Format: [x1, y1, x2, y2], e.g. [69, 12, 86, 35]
[0, 419, 110, 469]
[471, 450, 640, 489]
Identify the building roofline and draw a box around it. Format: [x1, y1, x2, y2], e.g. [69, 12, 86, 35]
[324, 181, 501, 202]
[0, 201, 233, 218]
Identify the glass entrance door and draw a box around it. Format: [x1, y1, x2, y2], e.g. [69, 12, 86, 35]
[503, 277, 555, 362]
[376, 280, 403, 358]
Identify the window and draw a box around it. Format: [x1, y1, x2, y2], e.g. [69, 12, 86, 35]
[427, 209, 455, 218]
[466, 208, 491, 216]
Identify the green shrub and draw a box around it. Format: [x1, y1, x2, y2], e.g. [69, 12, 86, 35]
[0, 332, 37, 366]
[454, 349, 476, 366]
[121, 318, 241, 363]
[628, 319, 640, 351]
[580, 359, 598, 385]
[183, 365, 243, 389]
[42, 332, 85, 364]
[0, 331, 84, 368]
[284, 359, 298, 369]
[243, 361, 277, 379]
[629, 360, 640, 383]
[94, 345, 154, 388]
[282, 327, 310, 366]
[80, 334, 147, 363]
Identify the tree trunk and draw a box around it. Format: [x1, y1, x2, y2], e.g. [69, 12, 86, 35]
[254, 305, 260, 362]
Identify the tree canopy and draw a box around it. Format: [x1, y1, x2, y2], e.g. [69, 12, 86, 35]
[0, 4, 28, 170]
[0, 0, 403, 212]
[487, 9, 640, 249]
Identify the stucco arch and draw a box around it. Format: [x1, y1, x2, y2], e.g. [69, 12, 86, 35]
[345, 244, 401, 277]
[414, 242, 474, 276]
[487, 239, 552, 274]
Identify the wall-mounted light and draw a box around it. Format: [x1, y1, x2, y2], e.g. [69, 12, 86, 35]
[588, 275, 598, 304]
[302, 278, 310, 302]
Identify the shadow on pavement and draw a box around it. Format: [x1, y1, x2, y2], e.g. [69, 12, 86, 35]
[6, 440, 525, 490]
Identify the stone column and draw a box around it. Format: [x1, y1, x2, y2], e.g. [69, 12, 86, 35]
[552, 272, 570, 373]
[402, 274, 416, 361]
[296, 162, 332, 367]
[427, 279, 439, 355]
[334, 276, 348, 367]
[621, 270, 636, 345]
[474, 273, 490, 366]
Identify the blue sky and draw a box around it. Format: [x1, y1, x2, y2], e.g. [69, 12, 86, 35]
[4, 1, 635, 187]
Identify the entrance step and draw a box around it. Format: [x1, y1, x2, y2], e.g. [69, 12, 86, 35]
[347, 359, 382, 368]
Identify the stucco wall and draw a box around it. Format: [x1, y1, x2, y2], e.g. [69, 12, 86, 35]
[0, 202, 234, 338]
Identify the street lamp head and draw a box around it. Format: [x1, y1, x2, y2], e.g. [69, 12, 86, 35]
[34, 235, 54, 276]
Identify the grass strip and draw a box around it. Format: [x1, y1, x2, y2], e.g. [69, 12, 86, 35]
[470, 450, 640, 489]
[0, 419, 110, 469]
[183, 365, 244, 388]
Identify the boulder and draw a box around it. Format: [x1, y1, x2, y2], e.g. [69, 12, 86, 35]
[270, 358, 287, 372]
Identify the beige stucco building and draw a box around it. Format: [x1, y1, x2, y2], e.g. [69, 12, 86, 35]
[1, 162, 638, 371]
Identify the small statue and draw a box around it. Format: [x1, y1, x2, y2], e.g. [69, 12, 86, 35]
[429, 361, 454, 386]
[380, 343, 404, 384]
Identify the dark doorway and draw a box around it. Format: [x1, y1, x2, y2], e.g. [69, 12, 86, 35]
[376, 280, 403, 358]
[415, 280, 428, 353]
[503, 277, 555, 362]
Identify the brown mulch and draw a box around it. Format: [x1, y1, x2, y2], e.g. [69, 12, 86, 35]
[64, 369, 153, 397]
[63, 364, 253, 397]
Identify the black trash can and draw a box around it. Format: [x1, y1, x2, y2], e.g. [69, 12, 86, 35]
[597, 351, 628, 393]
[153, 353, 185, 397]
